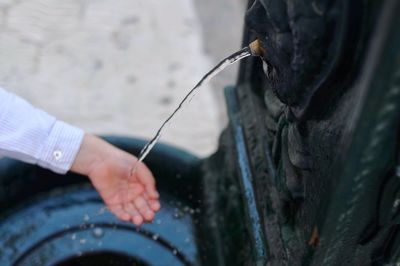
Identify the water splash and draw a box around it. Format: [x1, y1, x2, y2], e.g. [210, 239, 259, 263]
[152, 233, 159, 240]
[131, 45, 254, 173]
[83, 214, 90, 222]
[92, 227, 104, 238]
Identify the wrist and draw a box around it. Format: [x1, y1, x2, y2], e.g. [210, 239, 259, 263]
[70, 134, 109, 176]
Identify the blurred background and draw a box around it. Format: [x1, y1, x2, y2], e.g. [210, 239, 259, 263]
[0, 0, 246, 157]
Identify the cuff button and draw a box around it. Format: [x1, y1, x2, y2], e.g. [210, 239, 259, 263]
[53, 150, 63, 161]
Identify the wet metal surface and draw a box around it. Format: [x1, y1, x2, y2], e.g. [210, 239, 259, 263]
[0, 137, 202, 266]
[0, 185, 198, 266]
[224, 86, 267, 265]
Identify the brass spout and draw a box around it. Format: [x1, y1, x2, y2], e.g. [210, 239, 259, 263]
[249, 39, 265, 57]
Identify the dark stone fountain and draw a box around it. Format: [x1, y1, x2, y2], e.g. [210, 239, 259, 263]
[202, 0, 400, 265]
[1, 0, 400, 265]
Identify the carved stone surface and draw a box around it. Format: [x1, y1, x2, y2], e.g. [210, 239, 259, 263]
[204, 0, 400, 265]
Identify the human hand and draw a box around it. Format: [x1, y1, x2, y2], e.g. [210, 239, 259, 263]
[71, 134, 160, 225]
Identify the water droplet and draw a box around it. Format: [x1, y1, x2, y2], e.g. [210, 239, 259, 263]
[93, 227, 104, 238]
[394, 199, 400, 209]
[173, 208, 184, 219]
[79, 238, 86, 244]
[79, 223, 88, 230]
[83, 214, 90, 222]
[189, 209, 195, 214]
[152, 234, 159, 240]
[184, 237, 190, 243]
[71, 234, 76, 240]
[97, 207, 107, 215]
[156, 219, 162, 225]
[172, 249, 178, 255]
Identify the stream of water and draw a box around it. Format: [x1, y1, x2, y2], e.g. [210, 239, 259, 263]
[132, 46, 253, 173]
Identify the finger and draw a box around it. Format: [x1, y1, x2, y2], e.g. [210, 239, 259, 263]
[141, 178, 159, 200]
[143, 191, 161, 212]
[123, 202, 143, 226]
[123, 202, 140, 220]
[109, 204, 130, 222]
[149, 200, 161, 212]
[146, 187, 160, 200]
[134, 195, 155, 221]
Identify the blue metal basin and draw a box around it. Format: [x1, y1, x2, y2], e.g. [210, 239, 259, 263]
[0, 137, 203, 266]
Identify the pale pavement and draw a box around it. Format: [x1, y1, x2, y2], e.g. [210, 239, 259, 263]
[0, 0, 245, 157]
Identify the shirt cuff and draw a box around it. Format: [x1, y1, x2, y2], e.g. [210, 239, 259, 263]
[37, 121, 84, 174]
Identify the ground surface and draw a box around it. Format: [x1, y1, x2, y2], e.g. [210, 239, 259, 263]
[0, 0, 246, 157]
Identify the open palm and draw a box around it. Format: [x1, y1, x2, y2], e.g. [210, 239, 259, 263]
[70, 135, 160, 225]
[87, 148, 160, 225]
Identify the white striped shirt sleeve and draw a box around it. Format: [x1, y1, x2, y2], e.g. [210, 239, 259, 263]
[0, 87, 84, 174]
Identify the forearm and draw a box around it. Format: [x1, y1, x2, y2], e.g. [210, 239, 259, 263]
[0, 88, 84, 174]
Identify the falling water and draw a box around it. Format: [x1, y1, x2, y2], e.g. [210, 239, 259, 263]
[132, 41, 262, 173]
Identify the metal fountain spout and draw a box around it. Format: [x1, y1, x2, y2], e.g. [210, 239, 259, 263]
[249, 39, 265, 57]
